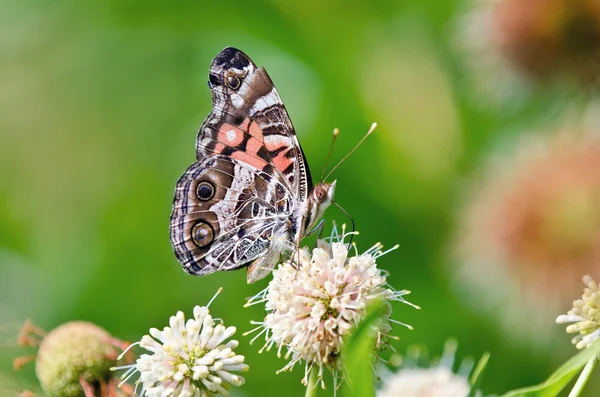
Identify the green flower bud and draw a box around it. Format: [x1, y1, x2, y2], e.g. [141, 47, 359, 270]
[36, 321, 118, 397]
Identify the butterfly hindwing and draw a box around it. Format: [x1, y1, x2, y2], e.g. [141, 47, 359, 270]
[170, 155, 293, 275]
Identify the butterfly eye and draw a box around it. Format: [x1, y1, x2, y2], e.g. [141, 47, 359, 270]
[192, 222, 214, 248]
[314, 185, 327, 203]
[225, 74, 241, 90]
[196, 181, 215, 201]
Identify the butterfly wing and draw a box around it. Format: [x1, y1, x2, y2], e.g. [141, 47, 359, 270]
[170, 47, 307, 278]
[170, 155, 293, 275]
[197, 47, 312, 198]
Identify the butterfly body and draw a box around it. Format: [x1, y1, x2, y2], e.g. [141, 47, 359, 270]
[170, 47, 335, 283]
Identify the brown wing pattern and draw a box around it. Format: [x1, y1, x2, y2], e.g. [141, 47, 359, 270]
[170, 155, 293, 275]
[196, 47, 312, 199]
[170, 47, 307, 277]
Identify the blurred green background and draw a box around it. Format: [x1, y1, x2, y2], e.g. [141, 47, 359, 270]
[0, 0, 594, 396]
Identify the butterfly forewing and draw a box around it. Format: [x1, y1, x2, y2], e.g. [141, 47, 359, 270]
[197, 47, 312, 197]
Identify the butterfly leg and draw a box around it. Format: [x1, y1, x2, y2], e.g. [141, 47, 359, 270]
[304, 218, 325, 238]
[293, 215, 306, 270]
[304, 218, 326, 250]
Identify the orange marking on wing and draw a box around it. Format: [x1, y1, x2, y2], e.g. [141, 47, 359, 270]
[244, 121, 269, 167]
[265, 141, 285, 152]
[218, 123, 245, 147]
[231, 151, 267, 169]
[247, 137, 263, 158]
[240, 117, 251, 130]
[249, 121, 264, 142]
[264, 135, 289, 151]
[272, 149, 294, 173]
[214, 143, 226, 154]
[264, 135, 294, 173]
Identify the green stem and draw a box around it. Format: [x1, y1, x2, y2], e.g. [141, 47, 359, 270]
[305, 367, 318, 397]
[568, 354, 599, 397]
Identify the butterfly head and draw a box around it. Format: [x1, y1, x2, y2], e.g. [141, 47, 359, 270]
[313, 181, 336, 204]
[306, 180, 336, 231]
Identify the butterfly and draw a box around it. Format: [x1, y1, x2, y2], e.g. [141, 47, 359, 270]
[170, 47, 336, 283]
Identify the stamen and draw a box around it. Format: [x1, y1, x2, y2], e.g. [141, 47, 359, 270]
[119, 365, 138, 380]
[110, 364, 136, 371]
[352, 242, 359, 256]
[117, 341, 140, 360]
[244, 297, 267, 307]
[374, 244, 400, 259]
[457, 356, 475, 378]
[117, 365, 139, 387]
[250, 329, 269, 346]
[242, 323, 264, 338]
[390, 318, 414, 330]
[440, 339, 458, 370]
[242, 321, 264, 336]
[207, 288, 223, 308]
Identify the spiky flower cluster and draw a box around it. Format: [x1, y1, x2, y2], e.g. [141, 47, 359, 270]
[377, 340, 481, 397]
[377, 367, 472, 397]
[556, 275, 600, 349]
[114, 291, 249, 397]
[246, 226, 417, 388]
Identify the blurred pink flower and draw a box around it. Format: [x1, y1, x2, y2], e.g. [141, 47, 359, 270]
[455, 131, 600, 337]
[495, 0, 600, 83]
[456, 0, 600, 101]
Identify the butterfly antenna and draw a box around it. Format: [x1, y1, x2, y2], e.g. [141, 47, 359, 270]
[320, 128, 340, 181]
[324, 122, 376, 181]
[332, 200, 355, 245]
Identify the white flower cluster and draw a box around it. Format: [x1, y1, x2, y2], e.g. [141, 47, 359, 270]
[556, 275, 600, 349]
[246, 226, 416, 388]
[114, 291, 248, 397]
[377, 367, 472, 397]
[377, 341, 481, 397]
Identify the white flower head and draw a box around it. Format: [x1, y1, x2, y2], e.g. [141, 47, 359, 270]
[377, 341, 481, 397]
[245, 224, 418, 389]
[113, 289, 249, 397]
[378, 367, 472, 397]
[556, 275, 600, 349]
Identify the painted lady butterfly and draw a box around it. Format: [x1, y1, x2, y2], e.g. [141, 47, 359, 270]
[170, 47, 335, 283]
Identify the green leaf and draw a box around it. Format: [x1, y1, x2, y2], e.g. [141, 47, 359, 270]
[469, 351, 491, 397]
[305, 366, 319, 397]
[342, 299, 385, 397]
[501, 342, 600, 397]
